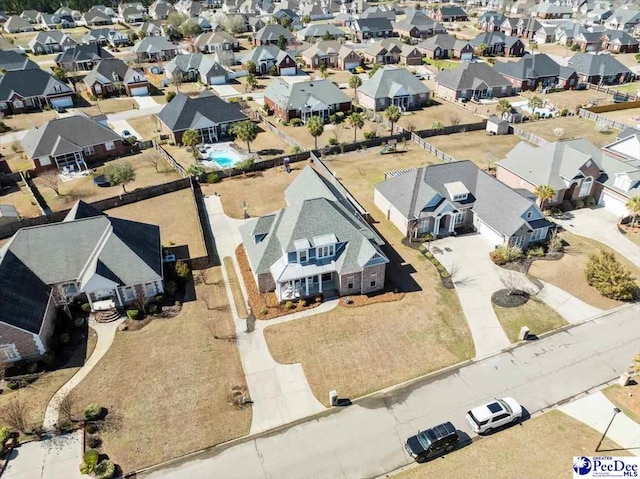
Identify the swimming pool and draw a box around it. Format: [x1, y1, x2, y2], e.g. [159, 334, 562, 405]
[199, 144, 247, 169]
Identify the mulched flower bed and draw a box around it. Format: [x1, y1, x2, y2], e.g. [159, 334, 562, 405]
[339, 290, 404, 307]
[236, 245, 324, 320]
[491, 288, 530, 308]
[498, 252, 564, 274]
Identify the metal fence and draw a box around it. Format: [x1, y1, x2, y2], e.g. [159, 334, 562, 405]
[510, 126, 549, 146]
[577, 109, 630, 131]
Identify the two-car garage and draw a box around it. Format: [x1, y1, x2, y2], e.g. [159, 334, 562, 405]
[49, 96, 74, 109]
[598, 190, 629, 218]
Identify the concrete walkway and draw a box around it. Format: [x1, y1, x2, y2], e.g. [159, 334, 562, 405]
[554, 208, 640, 268]
[204, 195, 327, 434]
[536, 279, 603, 324]
[560, 391, 640, 456]
[43, 317, 126, 431]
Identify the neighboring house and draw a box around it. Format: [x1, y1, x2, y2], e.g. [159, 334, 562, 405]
[351, 18, 394, 41]
[493, 53, 579, 91]
[534, 2, 573, 19]
[360, 5, 396, 21]
[131, 36, 178, 61]
[0, 201, 163, 362]
[158, 91, 248, 144]
[0, 69, 74, 115]
[149, 0, 176, 20]
[567, 52, 634, 85]
[533, 25, 556, 44]
[500, 17, 519, 37]
[118, 2, 148, 24]
[337, 44, 363, 70]
[240, 165, 389, 301]
[296, 24, 344, 42]
[253, 24, 295, 46]
[241, 45, 297, 75]
[0, 204, 19, 227]
[418, 34, 474, 60]
[510, 0, 536, 15]
[0, 37, 24, 53]
[434, 62, 513, 101]
[55, 44, 114, 71]
[81, 28, 130, 48]
[29, 31, 78, 55]
[0, 50, 39, 71]
[374, 161, 552, 247]
[165, 53, 232, 85]
[600, 30, 639, 53]
[83, 58, 150, 97]
[37, 13, 66, 30]
[83, 7, 115, 27]
[194, 31, 239, 53]
[477, 11, 505, 31]
[302, 40, 360, 69]
[393, 11, 445, 41]
[572, 31, 603, 51]
[264, 78, 351, 122]
[357, 66, 430, 111]
[470, 31, 526, 57]
[400, 45, 423, 65]
[4, 16, 34, 33]
[19, 10, 39, 24]
[175, 0, 205, 17]
[604, 8, 640, 31]
[134, 20, 167, 37]
[432, 6, 468, 22]
[363, 38, 403, 64]
[515, 17, 542, 39]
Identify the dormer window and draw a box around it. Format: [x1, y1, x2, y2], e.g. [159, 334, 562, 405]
[526, 211, 532, 219]
[317, 245, 335, 258]
[614, 173, 632, 192]
[299, 249, 308, 262]
[444, 181, 469, 202]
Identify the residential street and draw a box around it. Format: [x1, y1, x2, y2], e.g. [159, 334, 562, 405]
[143, 304, 640, 479]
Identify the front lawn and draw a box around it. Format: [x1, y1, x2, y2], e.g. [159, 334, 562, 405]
[603, 382, 640, 424]
[493, 297, 567, 343]
[126, 114, 161, 141]
[71, 266, 251, 473]
[393, 410, 629, 479]
[619, 223, 640, 247]
[528, 232, 640, 310]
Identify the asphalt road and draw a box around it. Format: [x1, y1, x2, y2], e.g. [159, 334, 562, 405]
[144, 305, 640, 479]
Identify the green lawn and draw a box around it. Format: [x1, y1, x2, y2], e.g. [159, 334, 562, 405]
[423, 57, 458, 71]
[493, 297, 567, 343]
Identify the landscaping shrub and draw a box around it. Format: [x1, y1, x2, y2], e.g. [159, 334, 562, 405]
[87, 435, 101, 448]
[284, 300, 294, 310]
[126, 309, 140, 320]
[94, 459, 115, 479]
[282, 120, 289, 126]
[585, 196, 596, 207]
[81, 303, 91, 313]
[165, 281, 178, 297]
[259, 307, 268, 316]
[314, 296, 322, 303]
[84, 404, 103, 421]
[206, 172, 220, 184]
[85, 423, 99, 434]
[0, 427, 10, 449]
[363, 131, 376, 139]
[526, 246, 545, 258]
[490, 245, 523, 265]
[59, 333, 70, 345]
[548, 230, 564, 253]
[74, 317, 85, 328]
[585, 249, 637, 301]
[559, 108, 569, 117]
[80, 449, 99, 474]
[300, 299, 307, 307]
[166, 91, 176, 102]
[290, 118, 303, 127]
[328, 137, 338, 146]
[574, 199, 584, 209]
[0, 121, 8, 133]
[174, 260, 191, 281]
[147, 304, 159, 315]
[336, 111, 345, 120]
[329, 114, 338, 124]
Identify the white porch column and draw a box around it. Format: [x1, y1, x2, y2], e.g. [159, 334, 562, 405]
[114, 287, 124, 307]
[319, 275, 323, 294]
[305, 277, 309, 296]
[86, 293, 94, 311]
[449, 214, 455, 233]
[433, 216, 441, 235]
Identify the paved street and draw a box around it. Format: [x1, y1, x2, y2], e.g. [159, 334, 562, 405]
[144, 304, 640, 479]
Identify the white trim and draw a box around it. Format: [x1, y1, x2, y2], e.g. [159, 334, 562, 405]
[0, 344, 21, 362]
[32, 333, 47, 355]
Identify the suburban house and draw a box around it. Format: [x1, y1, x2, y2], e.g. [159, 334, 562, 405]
[499, 17, 519, 36]
[357, 66, 430, 111]
[0, 204, 19, 227]
[21, 115, 125, 171]
[253, 24, 295, 46]
[82, 7, 115, 27]
[514, 17, 542, 39]
[19, 10, 39, 24]
[470, 31, 526, 57]
[374, 161, 552, 247]
[83, 58, 150, 97]
[296, 24, 344, 42]
[600, 30, 639, 53]
[0, 37, 24, 53]
[571, 31, 603, 51]
[134, 21, 167, 37]
[165, 53, 232, 85]
[149, 0, 176, 20]
[477, 11, 506, 31]
[432, 6, 468, 22]
[533, 2, 573, 19]
[363, 38, 403, 64]
[392, 11, 445, 40]
[351, 18, 394, 41]
[400, 45, 423, 65]
[302, 41, 361, 70]
[131, 36, 178, 61]
[0, 50, 39, 71]
[28, 31, 78, 54]
[0, 69, 75, 114]
[55, 44, 114, 71]
[434, 62, 513, 101]
[158, 91, 249, 144]
[604, 8, 640, 31]
[493, 53, 579, 91]
[194, 31, 239, 53]
[81, 28, 130, 47]
[510, 0, 536, 16]
[4, 16, 34, 33]
[360, 6, 396, 21]
[240, 165, 389, 301]
[0, 201, 163, 362]
[567, 52, 634, 85]
[418, 34, 474, 60]
[241, 45, 297, 75]
[174, 0, 204, 17]
[264, 78, 351, 123]
[118, 2, 147, 24]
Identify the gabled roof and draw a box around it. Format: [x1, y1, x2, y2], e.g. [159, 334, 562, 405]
[264, 78, 351, 110]
[29, 30, 77, 49]
[364, 38, 402, 56]
[418, 33, 470, 51]
[302, 40, 342, 58]
[435, 61, 511, 91]
[21, 115, 121, 159]
[0, 69, 72, 102]
[353, 17, 393, 32]
[494, 53, 562, 80]
[165, 53, 230, 79]
[358, 66, 430, 99]
[241, 45, 293, 65]
[55, 44, 114, 65]
[253, 24, 294, 41]
[194, 30, 237, 47]
[297, 23, 344, 38]
[470, 30, 508, 47]
[131, 36, 177, 54]
[436, 6, 468, 16]
[4, 16, 34, 30]
[158, 91, 248, 132]
[567, 52, 632, 76]
[0, 50, 38, 71]
[602, 30, 638, 46]
[83, 7, 114, 24]
[83, 58, 147, 87]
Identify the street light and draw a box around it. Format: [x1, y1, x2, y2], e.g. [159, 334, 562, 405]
[595, 407, 621, 452]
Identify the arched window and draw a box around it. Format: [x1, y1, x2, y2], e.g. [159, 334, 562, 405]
[579, 176, 593, 197]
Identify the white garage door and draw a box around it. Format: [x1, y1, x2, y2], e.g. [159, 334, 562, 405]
[50, 96, 73, 108]
[130, 86, 149, 96]
[598, 191, 629, 217]
[344, 61, 360, 70]
[477, 219, 504, 246]
[280, 67, 297, 76]
[208, 75, 226, 85]
[460, 52, 473, 61]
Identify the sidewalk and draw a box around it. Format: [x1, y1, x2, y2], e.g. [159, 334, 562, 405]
[560, 391, 640, 456]
[536, 279, 603, 324]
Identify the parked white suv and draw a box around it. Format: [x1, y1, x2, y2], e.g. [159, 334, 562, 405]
[465, 397, 522, 434]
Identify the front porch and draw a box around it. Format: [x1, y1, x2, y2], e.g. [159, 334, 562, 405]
[277, 272, 337, 301]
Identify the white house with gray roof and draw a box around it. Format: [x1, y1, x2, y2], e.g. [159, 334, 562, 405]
[240, 166, 389, 301]
[374, 161, 552, 247]
[0, 201, 163, 362]
[241, 45, 297, 75]
[165, 53, 232, 85]
[357, 66, 430, 112]
[132, 36, 177, 61]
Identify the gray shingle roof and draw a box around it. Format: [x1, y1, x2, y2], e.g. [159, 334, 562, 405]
[132, 36, 176, 54]
[493, 53, 561, 80]
[297, 24, 344, 38]
[567, 52, 632, 76]
[353, 17, 393, 33]
[264, 78, 351, 110]
[0, 69, 72, 102]
[418, 33, 470, 51]
[165, 53, 229, 80]
[83, 58, 147, 87]
[158, 91, 248, 132]
[55, 44, 114, 65]
[241, 45, 293, 65]
[358, 66, 430, 100]
[0, 50, 38, 71]
[253, 24, 294, 41]
[435, 61, 511, 91]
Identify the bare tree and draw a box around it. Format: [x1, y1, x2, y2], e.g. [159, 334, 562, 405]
[500, 271, 535, 296]
[194, 269, 210, 285]
[553, 127, 565, 139]
[40, 170, 62, 196]
[2, 398, 29, 433]
[141, 150, 164, 172]
[58, 393, 76, 427]
[215, 49, 235, 68]
[134, 287, 149, 312]
[449, 114, 461, 127]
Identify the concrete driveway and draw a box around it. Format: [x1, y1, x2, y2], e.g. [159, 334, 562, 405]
[431, 234, 510, 358]
[554, 208, 640, 268]
[109, 119, 141, 141]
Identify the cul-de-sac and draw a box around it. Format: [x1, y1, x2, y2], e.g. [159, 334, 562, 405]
[0, 0, 638, 477]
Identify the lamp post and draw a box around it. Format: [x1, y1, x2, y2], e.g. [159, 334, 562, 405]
[595, 407, 621, 452]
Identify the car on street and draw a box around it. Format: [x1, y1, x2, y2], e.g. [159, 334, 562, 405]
[465, 397, 522, 434]
[405, 421, 459, 463]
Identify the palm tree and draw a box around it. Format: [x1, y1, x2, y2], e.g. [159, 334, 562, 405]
[627, 195, 640, 228]
[306, 115, 324, 150]
[348, 112, 364, 143]
[496, 98, 512, 116]
[245, 72, 257, 92]
[528, 95, 543, 118]
[477, 42, 487, 57]
[384, 105, 402, 134]
[231, 120, 258, 153]
[182, 129, 200, 150]
[534, 184, 555, 209]
[348, 74, 362, 101]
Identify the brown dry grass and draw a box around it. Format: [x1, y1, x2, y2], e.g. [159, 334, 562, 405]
[339, 290, 404, 307]
[394, 410, 629, 479]
[107, 188, 206, 258]
[0, 186, 42, 218]
[35, 153, 182, 212]
[223, 256, 248, 319]
[517, 116, 618, 147]
[529, 231, 640, 310]
[619, 223, 640, 247]
[277, 117, 383, 150]
[603, 382, 640, 424]
[519, 88, 613, 111]
[401, 102, 481, 131]
[2, 110, 58, 132]
[71, 267, 251, 473]
[80, 97, 138, 116]
[493, 297, 567, 343]
[0, 329, 97, 426]
[127, 114, 161, 141]
[597, 107, 640, 126]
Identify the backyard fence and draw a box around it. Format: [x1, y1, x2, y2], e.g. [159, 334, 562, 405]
[510, 126, 549, 146]
[410, 133, 457, 163]
[21, 171, 49, 216]
[154, 140, 188, 177]
[254, 111, 302, 149]
[188, 178, 215, 270]
[586, 83, 639, 102]
[584, 100, 640, 114]
[577, 109, 629, 131]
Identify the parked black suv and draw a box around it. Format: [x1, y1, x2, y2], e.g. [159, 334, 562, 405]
[405, 422, 459, 463]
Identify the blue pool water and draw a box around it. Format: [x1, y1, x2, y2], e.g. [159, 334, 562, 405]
[202, 149, 244, 169]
